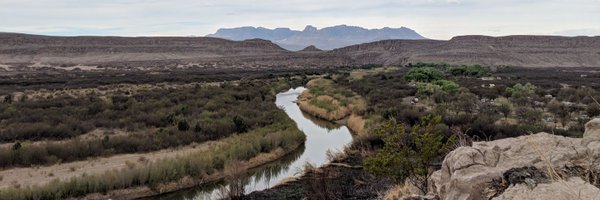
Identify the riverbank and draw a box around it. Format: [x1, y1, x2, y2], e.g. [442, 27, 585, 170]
[132, 86, 355, 200]
[297, 78, 368, 135]
[0, 113, 306, 200]
[81, 143, 304, 200]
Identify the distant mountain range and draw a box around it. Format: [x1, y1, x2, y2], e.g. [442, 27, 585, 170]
[206, 25, 426, 50]
[2, 32, 599, 70]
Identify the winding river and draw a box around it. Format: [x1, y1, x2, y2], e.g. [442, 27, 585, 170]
[146, 87, 354, 200]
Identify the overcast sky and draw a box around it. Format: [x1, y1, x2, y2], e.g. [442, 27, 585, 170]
[1, 0, 599, 40]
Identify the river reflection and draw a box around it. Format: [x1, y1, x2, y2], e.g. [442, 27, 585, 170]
[143, 87, 354, 200]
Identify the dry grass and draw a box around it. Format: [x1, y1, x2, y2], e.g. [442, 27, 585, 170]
[217, 160, 247, 200]
[383, 183, 422, 200]
[10, 81, 217, 103]
[526, 134, 599, 200]
[326, 149, 348, 163]
[298, 100, 351, 121]
[347, 114, 366, 135]
[299, 78, 367, 122]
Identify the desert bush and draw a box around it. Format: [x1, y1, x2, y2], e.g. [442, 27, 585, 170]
[587, 103, 600, 117]
[448, 65, 490, 77]
[416, 80, 459, 97]
[364, 115, 455, 194]
[0, 79, 303, 168]
[404, 67, 443, 82]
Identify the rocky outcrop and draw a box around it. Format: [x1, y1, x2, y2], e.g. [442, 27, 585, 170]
[430, 118, 600, 200]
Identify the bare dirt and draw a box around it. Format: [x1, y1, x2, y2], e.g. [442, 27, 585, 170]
[0, 140, 223, 190]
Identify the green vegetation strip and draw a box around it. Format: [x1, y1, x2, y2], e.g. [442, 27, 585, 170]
[0, 78, 305, 168]
[0, 112, 305, 200]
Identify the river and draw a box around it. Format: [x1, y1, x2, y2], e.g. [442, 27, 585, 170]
[145, 87, 354, 200]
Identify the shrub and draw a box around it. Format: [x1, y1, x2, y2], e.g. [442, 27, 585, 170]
[416, 80, 460, 101]
[506, 83, 536, 99]
[588, 103, 600, 117]
[177, 119, 190, 131]
[364, 115, 455, 193]
[404, 67, 443, 82]
[449, 65, 490, 77]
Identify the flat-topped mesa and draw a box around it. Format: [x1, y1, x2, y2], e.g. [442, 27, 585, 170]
[2, 32, 600, 70]
[0, 32, 353, 69]
[448, 35, 600, 48]
[333, 35, 600, 67]
[0, 33, 288, 53]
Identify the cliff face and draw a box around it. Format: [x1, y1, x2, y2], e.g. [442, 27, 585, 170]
[334, 35, 600, 67]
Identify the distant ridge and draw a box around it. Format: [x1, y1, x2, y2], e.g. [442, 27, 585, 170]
[1, 33, 600, 69]
[206, 25, 426, 51]
[333, 35, 600, 67]
[299, 45, 323, 52]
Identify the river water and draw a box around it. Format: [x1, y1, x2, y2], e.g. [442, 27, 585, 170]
[146, 87, 354, 200]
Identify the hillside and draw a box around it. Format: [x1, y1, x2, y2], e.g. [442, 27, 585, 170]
[207, 25, 426, 50]
[1, 33, 600, 71]
[0, 33, 349, 70]
[334, 35, 600, 67]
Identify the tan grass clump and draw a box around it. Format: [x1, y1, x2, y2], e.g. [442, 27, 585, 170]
[347, 114, 366, 135]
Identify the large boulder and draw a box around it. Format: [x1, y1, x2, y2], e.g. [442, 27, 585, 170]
[584, 118, 600, 149]
[493, 177, 600, 200]
[430, 118, 600, 200]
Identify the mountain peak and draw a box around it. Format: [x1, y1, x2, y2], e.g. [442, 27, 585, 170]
[303, 25, 318, 32]
[299, 45, 323, 52]
[207, 25, 426, 50]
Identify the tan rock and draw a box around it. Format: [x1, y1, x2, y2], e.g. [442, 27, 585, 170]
[431, 118, 600, 200]
[493, 177, 600, 200]
[583, 118, 600, 146]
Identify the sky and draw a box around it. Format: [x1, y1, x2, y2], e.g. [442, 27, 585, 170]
[0, 0, 599, 40]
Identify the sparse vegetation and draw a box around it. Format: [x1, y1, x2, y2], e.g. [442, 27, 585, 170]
[298, 78, 367, 121]
[364, 115, 455, 194]
[0, 114, 305, 200]
[0, 78, 307, 168]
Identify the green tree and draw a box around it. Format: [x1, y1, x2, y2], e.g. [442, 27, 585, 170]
[233, 116, 248, 133]
[12, 141, 21, 151]
[404, 67, 443, 82]
[506, 83, 537, 104]
[177, 119, 190, 131]
[364, 115, 455, 193]
[496, 98, 513, 119]
[416, 80, 459, 97]
[548, 100, 570, 128]
[455, 91, 479, 113]
[3, 95, 12, 104]
[515, 106, 543, 124]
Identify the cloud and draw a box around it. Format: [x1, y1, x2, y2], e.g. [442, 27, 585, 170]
[0, 0, 598, 39]
[554, 29, 600, 37]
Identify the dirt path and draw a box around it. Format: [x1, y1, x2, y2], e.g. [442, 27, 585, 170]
[0, 140, 223, 190]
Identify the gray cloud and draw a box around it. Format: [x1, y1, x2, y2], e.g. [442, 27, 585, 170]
[0, 0, 598, 39]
